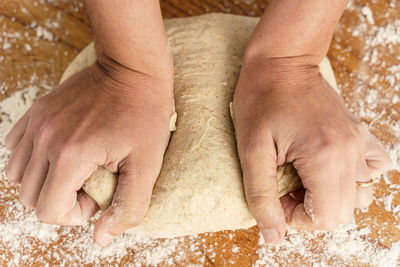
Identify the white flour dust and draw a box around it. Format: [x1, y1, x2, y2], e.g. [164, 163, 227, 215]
[256, 224, 399, 266]
[1, 0, 400, 265]
[0, 65, 399, 266]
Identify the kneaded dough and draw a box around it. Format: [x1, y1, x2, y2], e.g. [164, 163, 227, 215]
[60, 13, 338, 238]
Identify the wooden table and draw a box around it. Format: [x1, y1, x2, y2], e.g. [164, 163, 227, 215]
[0, 0, 399, 265]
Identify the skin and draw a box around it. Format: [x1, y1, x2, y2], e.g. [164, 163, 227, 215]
[233, 0, 392, 244]
[6, 0, 174, 247]
[5, 0, 392, 247]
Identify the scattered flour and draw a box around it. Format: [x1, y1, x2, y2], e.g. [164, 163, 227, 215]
[0, 0, 399, 265]
[24, 44, 32, 52]
[36, 26, 55, 41]
[0, 86, 40, 138]
[256, 224, 400, 266]
[361, 6, 375, 25]
[0, 60, 399, 266]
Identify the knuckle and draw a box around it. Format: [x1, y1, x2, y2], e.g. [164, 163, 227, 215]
[341, 213, 354, 224]
[358, 197, 373, 208]
[19, 193, 35, 209]
[318, 129, 362, 158]
[356, 190, 373, 208]
[339, 206, 355, 224]
[4, 134, 13, 149]
[246, 184, 279, 201]
[51, 140, 78, 164]
[36, 121, 55, 144]
[318, 139, 342, 158]
[238, 126, 271, 150]
[354, 122, 366, 137]
[246, 187, 279, 213]
[110, 191, 150, 228]
[30, 99, 47, 118]
[36, 208, 57, 225]
[383, 156, 393, 171]
[315, 214, 339, 230]
[318, 137, 355, 161]
[242, 145, 266, 162]
[5, 158, 23, 183]
[5, 165, 17, 182]
[342, 133, 360, 151]
[114, 206, 146, 227]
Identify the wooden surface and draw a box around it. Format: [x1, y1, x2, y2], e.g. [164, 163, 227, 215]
[0, 0, 399, 266]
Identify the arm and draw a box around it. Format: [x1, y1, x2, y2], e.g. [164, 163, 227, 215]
[233, 0, 391, 245]
[246, 0, 347, 63]
[85, 0, 173, 78]
[5, 0, 173, 247]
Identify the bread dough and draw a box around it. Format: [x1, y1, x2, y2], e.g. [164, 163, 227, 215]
[60, 13, 338, 238]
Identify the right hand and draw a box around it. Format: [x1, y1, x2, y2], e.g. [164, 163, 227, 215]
[5, 58, 174, 246]
[232, 55, 392, 244]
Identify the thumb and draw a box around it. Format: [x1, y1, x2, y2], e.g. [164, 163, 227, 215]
[239, 134, 286, 245]
[94, 156, 155, 246]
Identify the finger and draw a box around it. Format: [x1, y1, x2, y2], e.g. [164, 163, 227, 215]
[280, 194, 300, 222]
[77, 190, 100, 220]
[338, 160, 356, 224]
[239, 134, 286, 245]
[356, 185, 373, 209]
[35, 151, 98, 226]
[355, 158, 373, 208]
[289, 203, 314, 230]
[290, 154, 342, 230]
[5, 112, 30, 150]
[19, 145, 50, 209]
[363, 130, 392, 176]
[5, 134, 33, 183]
[94, 155, 158, 247]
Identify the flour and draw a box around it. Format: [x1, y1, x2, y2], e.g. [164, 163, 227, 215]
[0, 86, 40, 138]
[36, 26, 54, 41]
[1, 57, 399, 267]
[24, 44, 32, 52]
[361, 6, 375, 25]
[256, 224, 400, 266]
[1, 0, 400, 265]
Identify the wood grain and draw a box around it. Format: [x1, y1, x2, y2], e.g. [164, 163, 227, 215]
[0, 0, 399, 265]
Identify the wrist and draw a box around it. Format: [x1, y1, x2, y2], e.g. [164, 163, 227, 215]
[85, 0, 172, 79]
[89, 58, 174, 110]
[243, 41, 320, 69]
[96, 49, 174, 82]
[238, 52, 321, 92]
[246, 0, 347, 64]
[244, 31, 329, 66]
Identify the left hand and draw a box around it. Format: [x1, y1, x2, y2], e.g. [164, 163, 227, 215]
[5, 59, 174, 246]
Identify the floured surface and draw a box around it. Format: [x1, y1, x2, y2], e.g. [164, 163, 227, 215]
[0, 0, 399, 265]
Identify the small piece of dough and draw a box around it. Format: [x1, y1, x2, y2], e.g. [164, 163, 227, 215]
[81, 168, 117, 211]
[60, 14, 338, 238]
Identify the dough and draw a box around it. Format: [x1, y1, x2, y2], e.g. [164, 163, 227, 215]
[60, 13, 338, 238]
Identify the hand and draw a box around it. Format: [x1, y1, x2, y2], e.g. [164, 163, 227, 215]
[5, 59, 174, 246]
[232, 55, 392, 245]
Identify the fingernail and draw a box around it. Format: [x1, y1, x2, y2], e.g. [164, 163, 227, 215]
[261, 228, 279, 245]
[97, 233, 114, 247]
